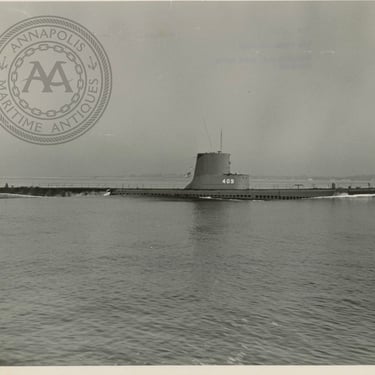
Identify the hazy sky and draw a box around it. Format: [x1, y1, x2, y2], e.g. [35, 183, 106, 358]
[1, 1, 375, 177]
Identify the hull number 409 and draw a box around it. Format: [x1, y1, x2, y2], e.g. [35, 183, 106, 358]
[222, 178, 235, 184]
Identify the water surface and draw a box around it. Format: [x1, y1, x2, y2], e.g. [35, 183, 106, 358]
[1, 195, 375, 365]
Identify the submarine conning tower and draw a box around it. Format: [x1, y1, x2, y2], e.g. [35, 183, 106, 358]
[184, 152, 249, 190]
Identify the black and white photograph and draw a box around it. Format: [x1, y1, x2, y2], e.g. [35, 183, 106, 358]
[0, 0, 375, 368]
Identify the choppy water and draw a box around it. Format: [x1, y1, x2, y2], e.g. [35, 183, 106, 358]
[1, 194, 375, 365]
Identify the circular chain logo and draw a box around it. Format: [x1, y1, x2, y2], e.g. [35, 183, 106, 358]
[0, 16, 112, 145]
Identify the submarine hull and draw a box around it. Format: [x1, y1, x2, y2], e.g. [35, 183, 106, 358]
[110, 187, 375, 200]
[0, 186, 374, 199]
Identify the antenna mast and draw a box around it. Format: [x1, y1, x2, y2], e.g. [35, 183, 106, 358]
[202, 116, 212, 151]
[220, 129, 223, 152]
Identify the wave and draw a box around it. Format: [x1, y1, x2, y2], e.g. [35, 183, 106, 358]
[313, 193, 375, 199]
[198, 196, 245, 202]
[0, 193, 41, 199]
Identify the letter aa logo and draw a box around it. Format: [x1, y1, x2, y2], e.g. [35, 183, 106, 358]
[22, 61, 73, 93]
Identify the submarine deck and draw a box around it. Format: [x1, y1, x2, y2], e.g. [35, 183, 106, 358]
[1, 186, 375, 199]
[110, 187, 375, 200]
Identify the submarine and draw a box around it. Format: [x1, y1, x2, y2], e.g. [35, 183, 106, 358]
[110, 150, 375, 200]
[1, 136, 374, 199]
